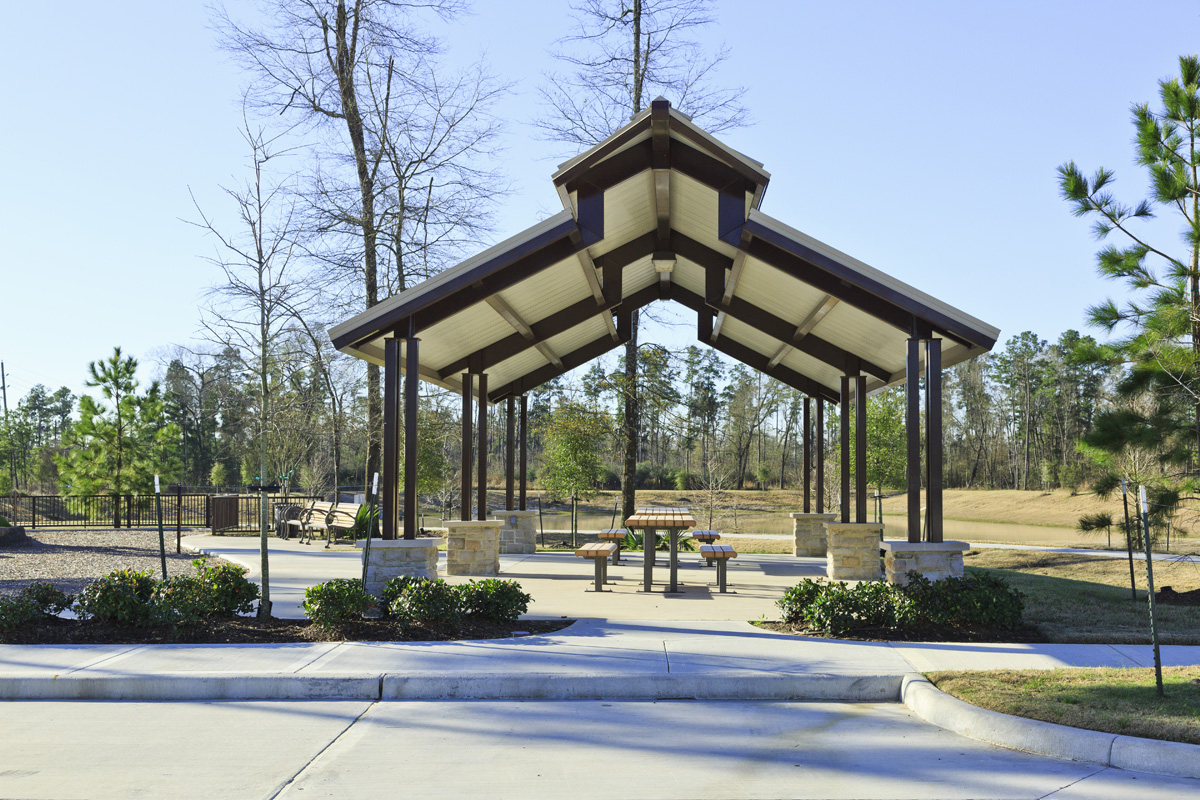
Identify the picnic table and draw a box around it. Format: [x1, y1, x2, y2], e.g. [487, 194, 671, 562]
[624, 507, 696, 593]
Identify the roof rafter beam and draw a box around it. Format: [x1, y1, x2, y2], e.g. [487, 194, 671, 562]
[768, 295, 839, 368]
[706, 324, 839, 403]
[485, 295, 563, 370]
[488, 329, 631, 403]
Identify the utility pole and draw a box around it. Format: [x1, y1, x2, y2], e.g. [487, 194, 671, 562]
[1, 361, 8, 419]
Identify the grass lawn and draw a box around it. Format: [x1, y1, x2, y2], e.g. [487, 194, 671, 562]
[965, 550, 1200, 644]
[928, 667, 1200, 745]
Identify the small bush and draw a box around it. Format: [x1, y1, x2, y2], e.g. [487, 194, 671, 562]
[902, 572, 1024, 630]
[0, 514, 11, 527]
[623, 531, 695, 552]
[0, 596, 40, 633]
[459, 579, 531, 624]
[151, 575, 212, 627]
[193, 559, 258, 616]
[380, 575, 425, 609]
[389, 578, 462, 631]
[20, 581, 73, 616]
[303, 579, 374, 627]
[75, 569, 158, 626]
[776, 572, 1023, 636]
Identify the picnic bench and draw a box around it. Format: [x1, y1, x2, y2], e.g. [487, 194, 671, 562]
[692, 530, 721, 564]
[699, 544, 737, 593]
[296, 501, 361, 548]
[597, 528, 628, 564]
[575, 542, 618, 591]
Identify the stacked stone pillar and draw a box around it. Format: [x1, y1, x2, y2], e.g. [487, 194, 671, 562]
[880, 540, 969, 585]
[494, 509, 538, 555]
[823, 521, 883, 581]
[790, 512, 837, 557]
[361, 537, 442, 598]
[445, 519, 502, 575]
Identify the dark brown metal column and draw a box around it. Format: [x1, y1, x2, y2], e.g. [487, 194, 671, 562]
[839, 376, 851, 523]
[906, 337, 922, 542]
[925, 339, 943, 542]
[403, 337, 420, 540]
[802, 397, 811, 514]
[816, 399, 825, 513]
[505, 396, 515, 511]
[476, 372, 488, 521]
[461, 373, 472, 522]
[855, 375, 867, 524]
[381, 338, 401, 540]
[519, 395, 528, 511]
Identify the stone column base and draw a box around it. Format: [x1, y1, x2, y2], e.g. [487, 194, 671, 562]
[880, 540, 969, 585]
[445, 520, 502, 575]
[493, 509, 538, 554]
[790, 512, 837, 556]
[823, 522, 883, 581]
[360, 538, 442, 598]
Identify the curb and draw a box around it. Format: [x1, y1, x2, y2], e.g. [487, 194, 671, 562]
[0, 671, 901, 703]
[900, 673, 1200, 781]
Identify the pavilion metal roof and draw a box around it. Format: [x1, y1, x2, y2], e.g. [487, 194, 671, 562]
[329, 99, 999, 404]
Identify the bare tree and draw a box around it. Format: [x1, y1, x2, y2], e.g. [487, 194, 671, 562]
[189, 121, 305, 619]
[214, 0, 503, 488]
[537, 0, 748, 525]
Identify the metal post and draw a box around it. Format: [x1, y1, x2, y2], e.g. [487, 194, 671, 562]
[816, 399, 825, 513]
[925, 339, 943, 542]
[461, 373, 472, 522]
[403, 337, 420, 540]
[476, 372, 488, 521]
[176, 483, 183, 553]
[855, 374, 867, 524]
[840, 376, 851, 523]
[154, 476, 167, 579]
[505, 396, 515, 511]
[382, 338, 401, 539]
[906, 337, 921, 543]
[802, 397, 811, 514]
[519, 395, 528, 511]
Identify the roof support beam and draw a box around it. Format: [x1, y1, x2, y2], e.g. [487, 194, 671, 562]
[488, 329, 631, 402]
[709, 328, 840, 404]
[485, 295, 563, 370]
[768, 295, 839, 368]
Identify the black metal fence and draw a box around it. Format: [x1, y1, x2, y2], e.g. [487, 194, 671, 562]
[0, 493, 323, 533]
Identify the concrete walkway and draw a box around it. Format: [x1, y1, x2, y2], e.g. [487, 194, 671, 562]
[3, 535, 1200, 797]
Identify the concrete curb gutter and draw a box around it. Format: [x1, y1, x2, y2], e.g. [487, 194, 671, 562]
[900, 673, 1200, 781]
[0, 672, 902, 703]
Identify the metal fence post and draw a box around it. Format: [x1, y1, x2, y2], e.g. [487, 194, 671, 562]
[31, 496, 37, 530]
[205, 494, 212, 529]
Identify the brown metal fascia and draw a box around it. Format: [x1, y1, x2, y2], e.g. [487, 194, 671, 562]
[487, 330, 630, 402]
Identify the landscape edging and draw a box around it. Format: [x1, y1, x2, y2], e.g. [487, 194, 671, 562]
[900, 673, 1200, 780]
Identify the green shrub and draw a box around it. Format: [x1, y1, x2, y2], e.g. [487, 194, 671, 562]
[775, 572, 1023, 636]
[303, 579, 374, 627]
[902, 572, 1024, 630]
[151, 575, 212, 627]
[0, 596, 40, 633]
[459, 579, 531, 623]
[380, 575, 425, 609]
[353, 504, 380, 539]
[20, 581, 73, 616]
[389, 578, 462, 631]
[74, 569, 158, 626]
[0, 514, 11, 527]
[193, 559, 258, 616]
[623, 531, 696, 552]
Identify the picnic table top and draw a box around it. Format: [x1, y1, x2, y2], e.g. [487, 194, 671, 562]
[625, 507, 696, 529]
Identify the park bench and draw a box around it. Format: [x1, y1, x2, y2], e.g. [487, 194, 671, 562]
[698, 544, 737, 593]
[575, 542, 618, 592]
[692, 530, 721, 564]
[283, 500, 317, 540]
[275, 502, 306, 539]
[597, 528, 628, 564]
[299, 501, 362, 548]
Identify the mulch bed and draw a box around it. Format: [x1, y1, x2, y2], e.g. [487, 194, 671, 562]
[0, 616, 575, 646]
[757, 620, 1049, 643]
[1157, 586, 1200, 607]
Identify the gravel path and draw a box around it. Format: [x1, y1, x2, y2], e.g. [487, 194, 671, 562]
[0, 529, 228, 596]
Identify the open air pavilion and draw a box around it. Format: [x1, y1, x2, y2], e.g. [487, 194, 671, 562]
[329, 99, 999, 586]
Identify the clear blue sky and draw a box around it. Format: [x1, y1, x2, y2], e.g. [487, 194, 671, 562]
[2, 0, 1198, 405]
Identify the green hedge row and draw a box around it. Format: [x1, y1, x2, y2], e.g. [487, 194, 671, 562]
[302, 576, 531, 632]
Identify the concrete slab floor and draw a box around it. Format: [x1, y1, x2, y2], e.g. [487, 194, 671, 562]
[3, 699, 1197, 800]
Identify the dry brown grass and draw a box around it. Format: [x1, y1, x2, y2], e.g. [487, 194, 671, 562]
[966, 551, 1200, 644]
[928, 667, 1200, 745]
[881, 488, 1127, 529]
